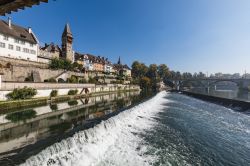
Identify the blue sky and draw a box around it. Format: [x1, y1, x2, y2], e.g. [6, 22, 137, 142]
[1, 0, 250, 74]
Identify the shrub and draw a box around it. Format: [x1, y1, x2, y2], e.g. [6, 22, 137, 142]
[68, 89, 78, 95]
[5, 109, 36, 123]
[6, 87, 37, 100]
[88, 77, 97, 84]
[44, 78, 57, 83]
[79, 78, 87, 83]
[58, 78, 65, 83]
[50, 90, 58, 97]
[67, 75, 78, 83]
[49, 58, 75, 71]
[50, 104, 58, 111]
[111, 80, 123, 84]
[25, 75, 34, 82]
[6, 62, 11, 68]
[68, 100, 78, 106]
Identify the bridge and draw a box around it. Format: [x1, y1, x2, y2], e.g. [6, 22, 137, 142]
[167, 78, 250, 91]
[0, 0, 49, 16]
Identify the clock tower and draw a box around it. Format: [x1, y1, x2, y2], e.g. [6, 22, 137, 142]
[62, 23, 74, 62]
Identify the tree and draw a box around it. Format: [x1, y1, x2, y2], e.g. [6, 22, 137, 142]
[182, 72, 192, 79]
[140, 76, 151, 90]
[131, 61, 140, 79]
[158, 64, 170, 79]
[131, 61, 148, 79]
[146, 64, 158, 80]
[175, 71, 182, 79]
[197, 72, 206, 78]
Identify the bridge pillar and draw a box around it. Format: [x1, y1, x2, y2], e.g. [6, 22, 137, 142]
[206, 86, 210, 93]
[177, 85, 180, 91]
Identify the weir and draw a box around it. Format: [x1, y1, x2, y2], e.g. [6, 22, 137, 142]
[0, 90, 147, 165]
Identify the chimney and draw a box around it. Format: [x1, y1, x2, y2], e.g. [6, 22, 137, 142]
[28, 27, 32, 33]
[8, 17, 11, 28]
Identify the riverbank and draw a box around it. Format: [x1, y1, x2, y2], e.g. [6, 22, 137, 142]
[177, 90, 250, 111]
[0, 88, 140, 112]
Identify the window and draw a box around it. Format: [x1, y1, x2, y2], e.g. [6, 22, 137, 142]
[8, 44, 13, 50]
[30, 50, 36, 55]
[0, 42, 5, 48]
[16, 46, 21, 51]
[30, 43, 34, 47]
[23, 48, 29, 53]
[14, 39, 20, 43]
[21, 40, 25, 45]
[3, 35, 8, 41]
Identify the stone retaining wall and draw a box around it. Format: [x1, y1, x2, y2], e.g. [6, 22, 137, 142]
[0, 82, 140, 100]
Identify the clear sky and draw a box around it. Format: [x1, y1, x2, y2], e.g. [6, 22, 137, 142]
[1, 0, 250, 74]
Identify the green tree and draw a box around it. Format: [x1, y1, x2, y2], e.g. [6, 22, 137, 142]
[140, 76, 151, 90]
[158, 64, 170, 79]
[131, 61, 148, 79]
[147, 64, 158, 79]
[182, 72, 192, 79]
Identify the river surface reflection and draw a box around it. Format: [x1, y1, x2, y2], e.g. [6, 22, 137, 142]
[0, 91, 151, 165]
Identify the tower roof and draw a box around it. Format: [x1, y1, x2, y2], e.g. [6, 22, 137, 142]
[118, 56, 121, 65]
[62, 23, 73, 38]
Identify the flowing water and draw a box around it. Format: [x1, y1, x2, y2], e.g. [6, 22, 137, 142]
[18, 92, 250, 166]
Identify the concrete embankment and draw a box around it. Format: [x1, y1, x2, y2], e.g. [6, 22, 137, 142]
[174, 90, 250, 111]
[0, 87, 140, 112]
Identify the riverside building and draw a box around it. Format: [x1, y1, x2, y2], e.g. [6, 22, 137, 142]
[0, 18, 39, 61]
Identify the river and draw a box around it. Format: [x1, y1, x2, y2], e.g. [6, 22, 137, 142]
[1, 91, 250, 166]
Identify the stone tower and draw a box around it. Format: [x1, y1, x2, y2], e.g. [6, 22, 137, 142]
[62, 23, 74, 62]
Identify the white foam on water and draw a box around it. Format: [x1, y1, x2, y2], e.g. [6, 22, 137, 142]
[21, 91, 168, 166]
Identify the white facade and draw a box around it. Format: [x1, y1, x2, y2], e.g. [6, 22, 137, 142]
[0, 33, 38, 61]
[83, 55, 94, 71]
[104, 64, 113, 73]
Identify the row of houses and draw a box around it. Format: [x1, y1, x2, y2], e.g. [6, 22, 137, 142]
[0, 18, 131, 77]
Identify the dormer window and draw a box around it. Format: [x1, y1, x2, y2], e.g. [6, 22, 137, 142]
[20, 34, 27, 38]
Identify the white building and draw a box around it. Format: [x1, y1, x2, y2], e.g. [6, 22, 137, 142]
[83, 54, 94, 71]
[38, 43, 61, 64]
[104, 61, 113, 73]
[0, 18, 39, 61]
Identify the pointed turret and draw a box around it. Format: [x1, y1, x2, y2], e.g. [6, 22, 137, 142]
[62, 23, 73, 38]
[118, 56, 121, 65]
